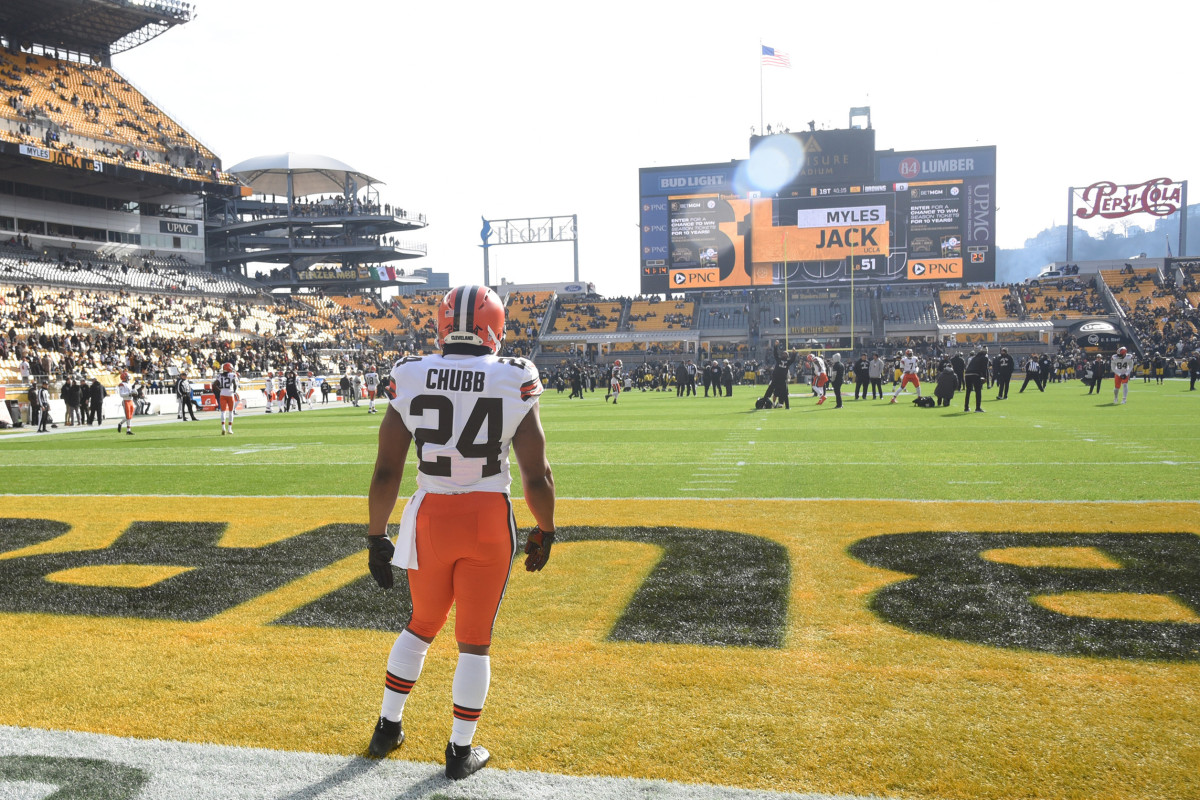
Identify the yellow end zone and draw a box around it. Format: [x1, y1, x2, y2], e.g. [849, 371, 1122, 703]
[0, 496, 1197, 800]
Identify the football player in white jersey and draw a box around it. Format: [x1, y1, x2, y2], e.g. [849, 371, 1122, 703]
[115, 370, 135, 435]
[807, 353, 828, 405]
[365, 285, 556, 780]
[890, 348, 923, 403]
[605, 359, 622, 404]
[215, 362, 239, 435]
[364, 365, 381, 413]
[1110, 346, 1135, 404]
[263, 372, 276, 413]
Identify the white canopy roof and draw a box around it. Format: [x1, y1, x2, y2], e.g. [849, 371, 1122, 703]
[225, 152, 382, 197]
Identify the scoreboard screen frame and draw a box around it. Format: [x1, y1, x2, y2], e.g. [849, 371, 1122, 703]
[638, 144, 996, 293]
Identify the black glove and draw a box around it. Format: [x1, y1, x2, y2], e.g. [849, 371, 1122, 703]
[523, 527, 555, 572]
[367, 535, 395, 589]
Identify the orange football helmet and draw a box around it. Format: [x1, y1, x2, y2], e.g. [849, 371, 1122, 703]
[437, 285, 505, 353]
[222, 362, 233, 373]
[613, 359, 622, 368]
[119, 370, 129, 381]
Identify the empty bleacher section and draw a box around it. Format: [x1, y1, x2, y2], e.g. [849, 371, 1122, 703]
[504, 290, 553, 357]
[1019, 278, 1108, 319]
[759, 288, 876, 329]
[0, 251, 256, 295]
[1102, 267, 1173, 316]
[939, 287, 1020, 320]
[696, 295, 748, 331]
[0, 51, 236, 185]
[551, 299, 623, 334]
[624, 299, 694, 332]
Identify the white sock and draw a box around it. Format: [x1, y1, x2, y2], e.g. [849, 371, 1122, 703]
[381, 630, 429, 722]
[449, 653, 490, 746]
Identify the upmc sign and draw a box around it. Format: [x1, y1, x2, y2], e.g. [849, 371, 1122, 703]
[1075, 178, 1184, 220]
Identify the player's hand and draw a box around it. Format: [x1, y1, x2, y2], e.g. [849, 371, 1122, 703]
[524, 527, 555, 572]
[367, 535, 395, 589]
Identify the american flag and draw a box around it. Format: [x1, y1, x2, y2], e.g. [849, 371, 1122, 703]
[761, 45, 790, 68]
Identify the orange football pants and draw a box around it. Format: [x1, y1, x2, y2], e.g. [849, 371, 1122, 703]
[406, 491, 517, 646]
[218, 395, 235, 411]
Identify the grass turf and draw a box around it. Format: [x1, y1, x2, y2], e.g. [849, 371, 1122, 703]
[1, 379, 1198, 800]
[1, 378, 1197, 501]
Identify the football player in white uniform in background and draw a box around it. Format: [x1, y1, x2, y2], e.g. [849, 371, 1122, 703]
[216, 362, 239, 435]
[890, 349, 923, 404]
[365, 285, 556, 780]
[116, 370, 135, 435]
[1110, 346, 1135, 404]
[605, 359, 622, 404]
[263, 372, 276, 413]
[364, 365, 381, 414]
[807, 353, 828, 405]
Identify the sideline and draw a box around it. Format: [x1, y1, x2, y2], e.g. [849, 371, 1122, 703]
[0, 725, 875, 800]
[0, 399, 356, 440]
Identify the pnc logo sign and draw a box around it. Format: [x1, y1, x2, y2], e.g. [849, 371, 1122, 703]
[908, 258, 963, 280]
[671, 269, 718, 286]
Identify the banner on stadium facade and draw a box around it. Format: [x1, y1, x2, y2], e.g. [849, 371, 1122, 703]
[159, 221, 199, 236]
[877, 146, 997, 182]
[20, 143, 102, 173]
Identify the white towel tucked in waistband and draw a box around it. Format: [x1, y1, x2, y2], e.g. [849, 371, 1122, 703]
[389, 488, 426, 570]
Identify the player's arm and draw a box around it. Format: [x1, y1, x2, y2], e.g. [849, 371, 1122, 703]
[512, 400, 556, 571]
[367, 404, 412, 537]
[512, 401, 554, 531]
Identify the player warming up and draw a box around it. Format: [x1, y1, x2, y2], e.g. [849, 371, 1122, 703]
[115, 370, 135, 435]
[364, 365, 380, 414]
[807, 353, 829, 405]
[890, 349, 923, 403]
[1110, 346, 1135, 404]
[605, 358, 623, 404]
[365, 285, 556, 780]
[216, 362, 239, 435]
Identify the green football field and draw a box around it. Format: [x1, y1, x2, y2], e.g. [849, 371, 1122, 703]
[2, 378, 1198, 501]
[1, 378, 1198, 800]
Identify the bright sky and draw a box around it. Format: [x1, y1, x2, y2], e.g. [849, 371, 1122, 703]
[115, 0, 1195, 296]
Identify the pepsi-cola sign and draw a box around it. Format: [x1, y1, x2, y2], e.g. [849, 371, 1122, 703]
[1075, 179, 1183, 220]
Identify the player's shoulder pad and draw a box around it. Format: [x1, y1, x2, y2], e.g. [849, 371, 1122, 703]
[496, 356, 542, 401]
[391, 356, 422, 376]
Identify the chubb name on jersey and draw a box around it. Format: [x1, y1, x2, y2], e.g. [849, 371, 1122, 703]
[425, 368, 486, 393]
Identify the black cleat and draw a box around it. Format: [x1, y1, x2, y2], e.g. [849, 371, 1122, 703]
[445, 742, 489, 780]
[367, 716, 403, 758]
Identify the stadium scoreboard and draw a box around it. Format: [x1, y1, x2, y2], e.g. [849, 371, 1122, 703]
[639, 133, 996, 293]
